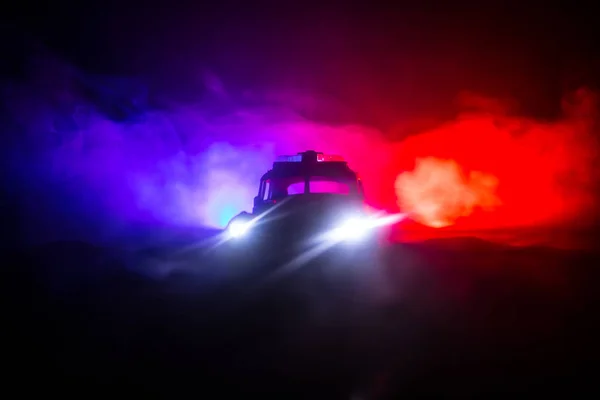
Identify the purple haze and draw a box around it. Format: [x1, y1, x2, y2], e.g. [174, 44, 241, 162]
[3, 51, 392, 244]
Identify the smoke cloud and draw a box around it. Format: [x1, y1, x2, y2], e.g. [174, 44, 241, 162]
[394, 88, 600, 230]
[2, 50, 599, 246]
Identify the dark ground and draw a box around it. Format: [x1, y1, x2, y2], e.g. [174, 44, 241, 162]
[6, 231, 600, 398]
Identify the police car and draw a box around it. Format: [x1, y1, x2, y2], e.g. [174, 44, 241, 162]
[223, 150, 399, 259]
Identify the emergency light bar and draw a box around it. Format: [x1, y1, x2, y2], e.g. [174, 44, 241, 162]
[275, 150, 345, 163]
[275, 154, 304, 162]
[316, 153, 345, 162]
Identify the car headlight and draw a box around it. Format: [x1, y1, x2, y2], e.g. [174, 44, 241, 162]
[227, 219, 253, 238]
[327, 217, 373, 241]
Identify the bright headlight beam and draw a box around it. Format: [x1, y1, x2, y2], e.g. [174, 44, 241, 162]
[323, 212, 406, 243]
[327, 217, 371, 241]
[228, 220, 252, 238]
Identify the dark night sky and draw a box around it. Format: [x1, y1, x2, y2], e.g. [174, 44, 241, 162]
[3, 1, 600, 128]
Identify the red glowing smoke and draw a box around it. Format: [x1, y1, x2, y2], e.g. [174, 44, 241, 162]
[392, 88, 600, 230]
[395, 158, 500, 228]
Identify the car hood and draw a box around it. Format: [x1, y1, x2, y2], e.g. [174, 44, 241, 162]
[259, 194, 367, 233]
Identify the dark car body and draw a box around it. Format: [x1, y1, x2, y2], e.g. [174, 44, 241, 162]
[220, 151, 387, 275]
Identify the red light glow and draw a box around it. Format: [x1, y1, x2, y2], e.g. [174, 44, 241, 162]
[388, 89, 599, 235]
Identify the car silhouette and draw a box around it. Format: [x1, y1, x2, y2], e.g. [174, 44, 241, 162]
[220, 150, 400, 269]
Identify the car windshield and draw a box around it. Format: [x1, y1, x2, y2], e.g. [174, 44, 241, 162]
[272, 176, 353, 198]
